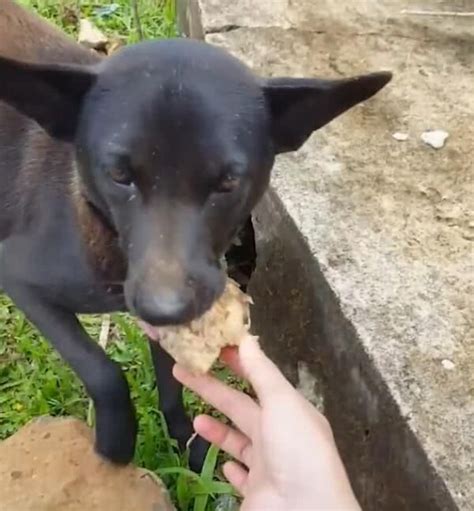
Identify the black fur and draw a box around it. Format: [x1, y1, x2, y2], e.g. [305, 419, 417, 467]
[0, 1, 391, 470]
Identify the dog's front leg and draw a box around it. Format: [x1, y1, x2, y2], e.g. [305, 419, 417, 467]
[149, 340, 209, 471]
[5, 283, 137, 464]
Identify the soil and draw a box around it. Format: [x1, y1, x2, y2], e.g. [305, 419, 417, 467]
[0, 417, 174, 511]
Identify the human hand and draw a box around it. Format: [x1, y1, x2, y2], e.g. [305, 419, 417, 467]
[173, 336, 361, 510]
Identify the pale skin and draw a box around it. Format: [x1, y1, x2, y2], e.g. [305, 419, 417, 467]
[173, 336, 361, 511]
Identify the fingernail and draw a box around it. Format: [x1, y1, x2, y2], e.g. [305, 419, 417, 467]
[172, 364, 190, 381]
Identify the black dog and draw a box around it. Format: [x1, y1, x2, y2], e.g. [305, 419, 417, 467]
[0, 1, 391, 470]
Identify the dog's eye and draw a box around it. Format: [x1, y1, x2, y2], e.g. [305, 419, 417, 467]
[215, 174, 241, 193]
[108, 167, 133, 186]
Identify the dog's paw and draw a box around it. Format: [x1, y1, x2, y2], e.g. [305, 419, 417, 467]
[95, 436, 135, 465]
[94, 409, 138, 465]
[188, 435, 211, 473]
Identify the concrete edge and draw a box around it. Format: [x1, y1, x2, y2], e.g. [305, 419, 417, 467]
[250, 189, 457, 510]
[176, 2, 459, 509]
[176, 0, 204, 39]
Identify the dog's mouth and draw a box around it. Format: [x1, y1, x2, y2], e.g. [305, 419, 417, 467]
[131, 256, 234, 340]
[134, 281, 225, 342]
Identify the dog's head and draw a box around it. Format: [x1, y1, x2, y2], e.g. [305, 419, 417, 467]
[0, 39, 391, 325]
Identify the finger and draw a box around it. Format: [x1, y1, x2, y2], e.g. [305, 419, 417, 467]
[223, 461, 248, 496]
[219, 346, 245, 378]
[173, 365, 258, 436]
[239, 336, 293, 404]
[194, 415, 252, 466]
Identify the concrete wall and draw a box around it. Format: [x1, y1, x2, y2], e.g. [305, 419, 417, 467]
[178, 1, 473, 509]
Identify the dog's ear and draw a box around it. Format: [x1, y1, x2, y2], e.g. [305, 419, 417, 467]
[0, 56, 97, 142]
[263, 71, 392, 154]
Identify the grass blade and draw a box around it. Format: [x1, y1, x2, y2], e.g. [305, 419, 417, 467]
[193, 445, 220, 511]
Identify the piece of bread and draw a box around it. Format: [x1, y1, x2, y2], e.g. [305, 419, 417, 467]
[152, 279, 253, 374]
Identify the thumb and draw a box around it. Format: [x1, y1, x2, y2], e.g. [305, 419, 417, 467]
[239, 336, 293, 404]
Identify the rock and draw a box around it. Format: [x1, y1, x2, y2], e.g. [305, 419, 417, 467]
[0, 417, 175, 511]
[421, 129, 449, 149]
[78, 20, 124, 56]
[392, 132, 409, 141]
[78, 19, 108, 51]
[441, 359, 455, 370]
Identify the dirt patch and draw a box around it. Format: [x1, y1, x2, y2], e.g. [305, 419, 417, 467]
[0, 417, 174, 511]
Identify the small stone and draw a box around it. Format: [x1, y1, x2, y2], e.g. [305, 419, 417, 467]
[78, 19, 108, 51]
[421, 130, 449, 149]
[392, 132, 409, 141]
[441, 359, 455, 370]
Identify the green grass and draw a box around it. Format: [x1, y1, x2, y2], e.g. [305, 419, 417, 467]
[1, 2, 242, 509]
[19, 0, 177, 41]
[0, 296, 240, 509]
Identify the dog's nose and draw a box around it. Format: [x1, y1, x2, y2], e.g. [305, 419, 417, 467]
[135, 287, 195, 326]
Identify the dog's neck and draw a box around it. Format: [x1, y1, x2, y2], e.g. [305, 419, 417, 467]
[70, 167, 127, 285]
